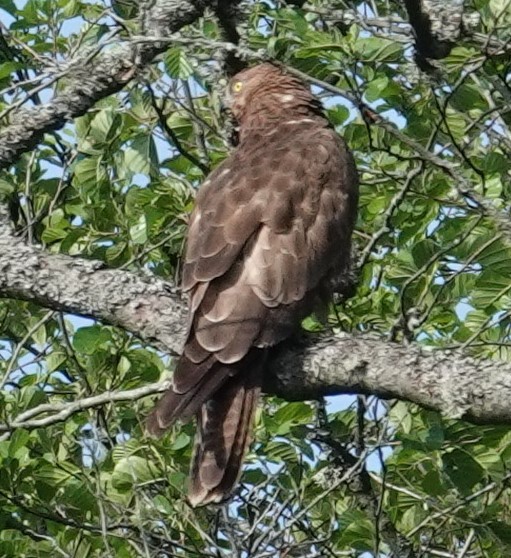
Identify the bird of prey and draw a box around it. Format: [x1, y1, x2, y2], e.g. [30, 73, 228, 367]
[146, 63, 358, 506]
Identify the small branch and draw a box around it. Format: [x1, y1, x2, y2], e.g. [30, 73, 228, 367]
[314, 404, 416, 557]
[406, 471, 511, 537]
[0, 310, 55, 390]
[457, 529, 476, 558]
[146, 82, 210, 174]
[0, 381, 170, 436]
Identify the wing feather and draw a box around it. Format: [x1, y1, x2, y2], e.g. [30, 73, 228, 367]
[179, 126, 357, 390]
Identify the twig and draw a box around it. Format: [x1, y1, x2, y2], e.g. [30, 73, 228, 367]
[0, 380, 170, 437]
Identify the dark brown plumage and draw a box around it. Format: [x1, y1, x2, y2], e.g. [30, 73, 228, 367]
[146, 63, 358, 506]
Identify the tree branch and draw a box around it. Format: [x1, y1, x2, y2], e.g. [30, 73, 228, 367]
[2, 207, 511, 427]
[403, 0, 464, 61]
[266, 334, 511, 424]
[0, 381, 170, 435]
[0, 206, 187, 355]
[0, 0, 211, 170]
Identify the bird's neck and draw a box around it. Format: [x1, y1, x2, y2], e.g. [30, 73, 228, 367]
[237, 102, 327, 143]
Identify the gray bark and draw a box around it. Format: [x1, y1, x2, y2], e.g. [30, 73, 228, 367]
[1, 207, 510, 426]
[0, 207, 187, 355]
[404, 0, 464, 60]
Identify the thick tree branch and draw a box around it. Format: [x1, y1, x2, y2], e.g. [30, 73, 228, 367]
[0, 207, 187, 354]
[0, 0, 211, 170]
[404, 0, 464, 61]
[1, 207, 511, 427]
[266, 335, 511, 424]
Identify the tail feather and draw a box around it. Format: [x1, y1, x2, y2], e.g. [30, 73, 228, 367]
[196, 379, 247, 490]
[145, 356, 231, 436]
[208, 377, 260, 501]
[188, 369, 261, 507]
[146, 348, 265, 506]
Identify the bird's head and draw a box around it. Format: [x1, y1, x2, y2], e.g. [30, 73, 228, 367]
[224, 63, 322, 130]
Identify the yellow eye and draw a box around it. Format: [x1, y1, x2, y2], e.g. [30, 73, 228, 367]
[232, 81, 243, 93]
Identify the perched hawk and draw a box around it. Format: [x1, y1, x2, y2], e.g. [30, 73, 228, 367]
[147, 63, 358, 506]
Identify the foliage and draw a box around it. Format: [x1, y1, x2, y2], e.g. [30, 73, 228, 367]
[0, 0, 511, 556]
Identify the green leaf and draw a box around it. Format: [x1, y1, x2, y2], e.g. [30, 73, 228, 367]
[73, 156, 108, 191]
[0, 0, 16, 14]
[0, 178, 14, 196]
[73, 326, 112, 354]
[474, 447, 505, 478]
[170, 432, 191, 451]
[489, 521, 511, 546]
[34, 464, 78, 485]
[266, 440, 298, 463]
[129, 213, 147, 244]
[464, 309, 489, 330]
[442, 449, 484, 493]
[90, 108, 120, 143]
[483, 152, 509, 174]
[328, 105, 350, 126]
[124, 136, 158, 175]
[422, 470, 444, 496]
[152, 494, 173, 514]
[112, 456, 159, 490]
[117, 355, 131, 375]
[125, 186, 155, 212]
[490, 0, 511, 16]
[112, 0, 139, 18]
[366, 193, 387, 215]
[0, 61, 19, 80]
[41, 226, 68, 244]
[445, 108, 466, 140]
[353, 37, 402, 61]
[444, 46, 477, 67]
[8, 430, 31, 459]
[450, 83, 488, 112]
[485, 175, 503, 200]
[336, 511, 375, 551]
[105, 241, 127, 263]
[46, 351, 66, 372]
[477, 239, 511, 274]
[125, 348, 163, 377]
[472, 271, 511, 307]
[62, 0, 80, 17]
[271, 402, 313, 435]
[29, 316, 47, 348]
[411, 239, 438, 268]
[165, 48, 194, 78]
[365, 76, 389, 102]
